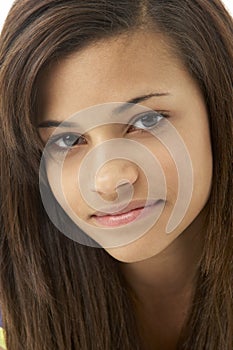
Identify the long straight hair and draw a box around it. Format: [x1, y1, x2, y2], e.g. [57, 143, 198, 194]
[0, 0, 232, 349]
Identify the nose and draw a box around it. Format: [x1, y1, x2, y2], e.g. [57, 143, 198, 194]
[94, 159, 139, 201]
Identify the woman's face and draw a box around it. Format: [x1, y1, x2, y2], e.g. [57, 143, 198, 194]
[38, 31, 212, 263]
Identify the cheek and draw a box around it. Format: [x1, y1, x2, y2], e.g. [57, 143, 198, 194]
[62, 159, 88, 215]
[146, 119, 212, 234]
[173, 120, 213, 224]
[46, 156, 87, 216]
[189, 142, 213, 214]
[182, 124, 213, 205]
[62, 160, 80, 192]
[147, 140, 179, 203]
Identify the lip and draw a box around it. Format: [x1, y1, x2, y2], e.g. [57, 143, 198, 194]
[91, 199, 164, 227]
[92, 199, 157, 216]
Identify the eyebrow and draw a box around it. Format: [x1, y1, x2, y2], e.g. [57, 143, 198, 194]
[37, 92, 170, 128]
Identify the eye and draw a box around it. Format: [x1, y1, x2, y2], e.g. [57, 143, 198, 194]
[46, 111, 168, 153]
[48, 133, 86, 151]
[127, 111, 166, 133]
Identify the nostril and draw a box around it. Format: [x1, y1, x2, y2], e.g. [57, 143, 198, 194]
[91, 159, 139, 195]
[116, 179, 131, 188]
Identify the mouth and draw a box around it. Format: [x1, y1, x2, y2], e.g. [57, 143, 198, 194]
[91, 199, 165, 227]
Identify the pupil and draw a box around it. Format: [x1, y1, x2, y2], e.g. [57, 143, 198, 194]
[64, 135, 78, 146]
[141, 113, 158, 127]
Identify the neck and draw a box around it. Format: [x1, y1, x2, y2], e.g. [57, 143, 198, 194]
[119, 208, 206, 304]
[118, 209, 206, 350]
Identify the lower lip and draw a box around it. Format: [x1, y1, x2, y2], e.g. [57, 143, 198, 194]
[92, 201, 163, 227]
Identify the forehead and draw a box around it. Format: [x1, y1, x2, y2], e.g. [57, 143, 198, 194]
[36, 30, 192, 122]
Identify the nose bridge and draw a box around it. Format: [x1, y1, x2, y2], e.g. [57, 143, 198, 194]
[95, 159, 139, 197]
[89, 124, 120, 146]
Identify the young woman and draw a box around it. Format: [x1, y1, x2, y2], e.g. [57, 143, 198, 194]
[0, 0, 232, 349]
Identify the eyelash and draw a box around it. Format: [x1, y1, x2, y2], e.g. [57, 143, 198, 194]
[47, 111, 169, 154]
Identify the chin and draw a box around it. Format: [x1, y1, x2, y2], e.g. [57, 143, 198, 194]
[105, 243, 158, 263]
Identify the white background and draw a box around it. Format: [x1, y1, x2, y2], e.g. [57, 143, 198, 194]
[0, 0, 232, 33]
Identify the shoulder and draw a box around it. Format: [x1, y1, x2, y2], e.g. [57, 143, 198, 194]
[0, 327, 6, 350]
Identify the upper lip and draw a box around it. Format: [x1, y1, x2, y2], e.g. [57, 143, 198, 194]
[91, 199, 163, 217]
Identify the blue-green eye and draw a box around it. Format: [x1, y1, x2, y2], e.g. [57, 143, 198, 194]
[128, 111, 165, 132]
[49, 133, 86, 150]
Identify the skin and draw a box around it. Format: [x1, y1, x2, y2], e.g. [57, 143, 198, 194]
[37, 31, 213, 349]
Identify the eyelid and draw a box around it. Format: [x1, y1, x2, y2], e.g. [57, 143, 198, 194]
[127, 110, 170, 127]
[131, 110, 169, 120]
[47, 131, 83, 144]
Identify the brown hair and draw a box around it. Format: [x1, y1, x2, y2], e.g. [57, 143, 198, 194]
[0, 0, 232, 349]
